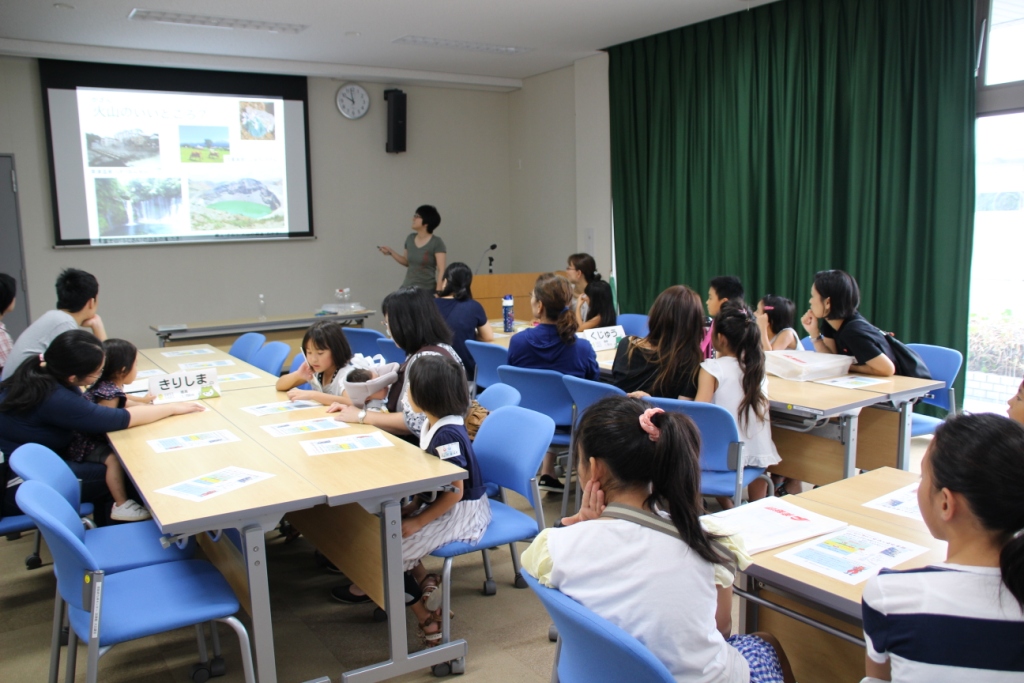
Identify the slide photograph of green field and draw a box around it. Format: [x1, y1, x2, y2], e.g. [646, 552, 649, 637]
[179, 125, 229, 163]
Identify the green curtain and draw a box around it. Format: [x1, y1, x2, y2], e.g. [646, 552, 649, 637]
[609, 0, 975, 403]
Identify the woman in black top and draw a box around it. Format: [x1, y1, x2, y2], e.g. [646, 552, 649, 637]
[612, 285, 705, 399]
[800, 270, 896, 376]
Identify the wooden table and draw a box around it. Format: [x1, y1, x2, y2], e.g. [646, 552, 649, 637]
[737, 468, 945, 683]
[111, 382, 469, 683]
[138, 344, 280, 392]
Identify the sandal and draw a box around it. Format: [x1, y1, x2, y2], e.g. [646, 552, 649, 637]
[420, 573, 443, 613]
[417, 613, 443, 648]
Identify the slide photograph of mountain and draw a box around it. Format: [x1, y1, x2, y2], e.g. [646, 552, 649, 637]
[188, 178, 286, 233]
[85, 128, 160, 167]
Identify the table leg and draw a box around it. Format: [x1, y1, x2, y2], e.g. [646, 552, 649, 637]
[243, 523, 277, 683]
[840, 413, 859, 480]
[341, 500, 467, 682]
[895, 402, 912, 471]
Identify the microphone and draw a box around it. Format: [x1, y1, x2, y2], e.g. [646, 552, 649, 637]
[475, 244, 498, 274]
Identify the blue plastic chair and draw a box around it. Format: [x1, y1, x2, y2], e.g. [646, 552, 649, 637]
[496, 365, 573, 448]
[465, 340, 508, 391]
[476, 383, 521, 411]
[523, 573, 674, 683]
[645, 398, 773, 506]
[2, 444, 96, 570]
[250, 341, 290, 375]
[227, 332, 266, 363]
[11, 444, 199, 683]
[907, 343, 963, 437]
[562, 376, 626, 423]
[289, 351, 311, 390]
[342, 327, 387, 358]
[617, 313, 650, 338]
[800, 336, 815, 351]
[430, 406, 555, 662]
[16, 481, 255, 683]
[375, 337, 407, 364]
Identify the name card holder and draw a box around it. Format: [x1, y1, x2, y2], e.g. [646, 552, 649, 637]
[149, 369, 221, 403]
[576, 325, 626, 352]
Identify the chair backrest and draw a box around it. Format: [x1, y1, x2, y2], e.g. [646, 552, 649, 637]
[617, 313, 650, 338]
[289, 352, 311, 390]
[562, 376, 626, 425]
[465, 341, 508, 390]
[228, 332, 266, 363]
[16, 481, 99, 611]
[376, 337, 407, 364]
[907, 343, 963, 412]
[343, 328, 387, 358]
[472, 406, 554, 509]
[497, 365, 575, 427]
[523, 573, 675, 683]
[250, 341, 290, 375]
[10, 444, 85, 533]
[644, 398, 740, 472]
[800, 336, 815, 351]
[476, 383, 521, 411]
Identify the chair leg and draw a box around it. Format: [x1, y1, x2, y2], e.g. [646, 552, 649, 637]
[550, 635, 562, 683]
[559, 455, 576, 521]
[64, 626, 77, 683]
[49, 591, 64, 683]
[195, 623, 209, 663]
[510, 542, 527, 588]
[25, 530, 43, 570]
[216, 617, 256, 683]
[480, 548, 496, 595]
[441, 557, 454, 645]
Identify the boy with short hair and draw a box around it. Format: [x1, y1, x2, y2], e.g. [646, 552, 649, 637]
[1, 268, 107, 381]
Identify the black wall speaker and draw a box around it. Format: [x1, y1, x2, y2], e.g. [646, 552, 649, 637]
[384, 89, 406, 153]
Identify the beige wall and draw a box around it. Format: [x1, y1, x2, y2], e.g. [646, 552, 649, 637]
[0, 54, 611, 348]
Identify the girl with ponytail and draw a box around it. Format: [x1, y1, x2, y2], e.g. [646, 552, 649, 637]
[696, 300, 780, 506]
[862, 412, 1024, 682]
[507, 273, 599, 490]
[522, 396, 793, 683]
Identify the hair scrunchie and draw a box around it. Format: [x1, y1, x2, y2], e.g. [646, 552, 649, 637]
[38, 353, 47, 369]
[639, 407, 665, 442]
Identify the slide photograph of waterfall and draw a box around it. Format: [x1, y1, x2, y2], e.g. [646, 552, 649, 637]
[94, 177, 183, 236]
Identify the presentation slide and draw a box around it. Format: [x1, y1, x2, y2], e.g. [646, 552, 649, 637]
[76, 88, 289, 242]
[40, 60, 313, 248]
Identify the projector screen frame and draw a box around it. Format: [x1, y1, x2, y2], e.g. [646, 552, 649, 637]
[39, 59, 314, 248]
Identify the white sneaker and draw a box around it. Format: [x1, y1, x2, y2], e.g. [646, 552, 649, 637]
[111, 500, 152, 522]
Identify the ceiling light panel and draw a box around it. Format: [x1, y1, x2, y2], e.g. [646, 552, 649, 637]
[128, 8, 307, 34]
[393, 35, 532, 55]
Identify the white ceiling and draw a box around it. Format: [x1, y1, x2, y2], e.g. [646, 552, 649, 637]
[0, 0, 777, 89]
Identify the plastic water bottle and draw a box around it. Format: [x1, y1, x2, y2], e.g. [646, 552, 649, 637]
[258, 293, 267, 322]
[502, 294, 514, 333]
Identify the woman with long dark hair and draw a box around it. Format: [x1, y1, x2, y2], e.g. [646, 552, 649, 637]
[329, 287, 462, 438]
[612, 285, 705, 399]
[435, 262, 493, 380]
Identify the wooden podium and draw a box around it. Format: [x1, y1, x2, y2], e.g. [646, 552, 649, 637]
[472, 272, 562, 322]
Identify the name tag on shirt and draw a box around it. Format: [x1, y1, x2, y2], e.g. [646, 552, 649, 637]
[436, 442, 462, 460]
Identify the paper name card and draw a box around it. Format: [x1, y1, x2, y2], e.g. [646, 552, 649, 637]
[179, 359, 236, 370]
[702, 496, 848, 555]
[149, 369, 220, 403]
[575, 325, 626, 352]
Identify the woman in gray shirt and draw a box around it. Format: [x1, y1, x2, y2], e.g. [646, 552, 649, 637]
[377, 205, 447, 292]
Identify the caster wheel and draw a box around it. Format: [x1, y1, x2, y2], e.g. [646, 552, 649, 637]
[548, 624, 559, 642]
[190, 663, 211, 683]
[25, 555, 42, 570]
[372, 607, 388, 623]
[482, 579, 497, 596]
[209, 656, 226, 677]
[514, 574, 528, 589]
[431, 662, 451, 677]
[451, 658, 466, 675]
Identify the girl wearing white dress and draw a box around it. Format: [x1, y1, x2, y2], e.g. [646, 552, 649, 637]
[697, 300, 781, 506]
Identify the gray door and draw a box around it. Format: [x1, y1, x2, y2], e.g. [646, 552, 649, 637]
[0, 155, 30, 338]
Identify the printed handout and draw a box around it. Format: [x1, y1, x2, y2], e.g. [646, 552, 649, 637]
[261, 417, 348, 438]
[161, 348, 215, 357]
[813, 375, 889, 390]
[147, 429, 239, 454]
[241, 399, 321, 416]
[155, 466, 274, 502]
[179, 359, 236, 370]
[218, 372, 260, 382]
[300, 431, 394, 456]
[775, 526, 929, 585]
[703, 497, 848, 555]
[862, 482, 924, 521]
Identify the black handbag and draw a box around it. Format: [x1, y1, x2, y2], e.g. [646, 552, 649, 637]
[878, 329, 932, 379]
